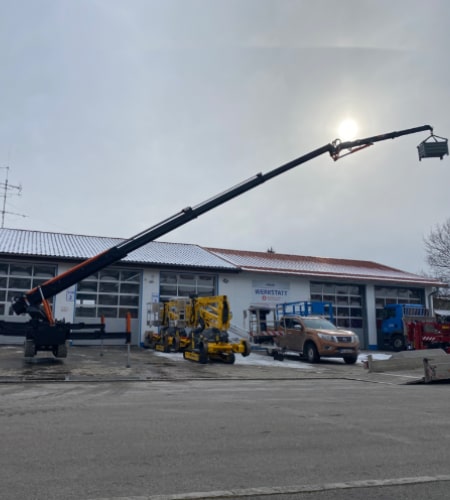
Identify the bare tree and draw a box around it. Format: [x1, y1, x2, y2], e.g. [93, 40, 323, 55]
[424, 218, 450, 290]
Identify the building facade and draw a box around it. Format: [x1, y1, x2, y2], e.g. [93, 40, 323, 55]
[0, 228, 442, 350]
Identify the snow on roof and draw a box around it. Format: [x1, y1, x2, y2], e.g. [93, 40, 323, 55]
[205, 247, 442, 286]
[0, 228, 443, 286]
[0, 228, 237, 270]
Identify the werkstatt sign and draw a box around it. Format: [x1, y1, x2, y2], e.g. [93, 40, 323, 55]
[252, 281, 290, 304]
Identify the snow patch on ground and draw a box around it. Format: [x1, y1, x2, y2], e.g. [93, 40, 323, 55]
[152, 349, 393, 370]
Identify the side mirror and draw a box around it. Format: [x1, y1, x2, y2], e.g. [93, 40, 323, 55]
[294, 324, 302, 331]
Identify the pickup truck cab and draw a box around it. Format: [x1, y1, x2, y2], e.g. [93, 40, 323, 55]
[273, 315, 360, 364]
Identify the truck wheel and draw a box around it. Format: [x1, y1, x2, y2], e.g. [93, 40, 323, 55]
[392, 336, 405, 352]
[55, 342, 68, 358]
[343, 355, 358, 365]
[24, 339, 35, 358]
[305, 342, 320, 363]
[273, 350, 284, 361]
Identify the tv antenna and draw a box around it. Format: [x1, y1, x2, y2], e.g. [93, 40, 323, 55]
[0, 166, 26, 228]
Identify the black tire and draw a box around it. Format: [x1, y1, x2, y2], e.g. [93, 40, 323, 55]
[305, 342, 320, 363]
[223, 352, 236, 364]
[24, 339, 35, 358]
[273, 350, 284, 361]
[391, 335, 405, 352]
[241, 340, 251, 357]
[343, 355, 358, 365]
[198, 342, 208, 364]
[55, 342, 68, 358]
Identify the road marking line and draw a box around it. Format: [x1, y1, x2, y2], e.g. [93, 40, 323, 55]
[89, 474, 450, 500]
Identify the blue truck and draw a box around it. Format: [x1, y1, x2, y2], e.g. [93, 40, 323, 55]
[380, 303, 428, 351]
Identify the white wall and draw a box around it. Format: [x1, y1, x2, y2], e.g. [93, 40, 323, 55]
[217, 271, 310, 331]
[52, 262, 77, 322]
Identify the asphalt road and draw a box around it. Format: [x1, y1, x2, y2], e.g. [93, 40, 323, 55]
[0, 346, 449, 500]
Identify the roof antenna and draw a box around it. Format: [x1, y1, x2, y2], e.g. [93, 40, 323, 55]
[0, 166, 26, 228]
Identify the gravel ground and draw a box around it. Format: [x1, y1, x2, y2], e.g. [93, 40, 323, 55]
[0, 343, 428, 385]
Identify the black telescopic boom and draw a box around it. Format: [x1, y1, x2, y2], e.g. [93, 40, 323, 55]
[333, 125, 433, 152]
[12, 125, 435, 315]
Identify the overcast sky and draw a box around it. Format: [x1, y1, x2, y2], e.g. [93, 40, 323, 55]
[1, 0, 449, 275]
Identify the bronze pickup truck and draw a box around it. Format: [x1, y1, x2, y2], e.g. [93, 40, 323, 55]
[271, 315, 360, 364]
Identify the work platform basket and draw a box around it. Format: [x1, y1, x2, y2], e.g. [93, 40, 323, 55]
[417, 134, 449, 160]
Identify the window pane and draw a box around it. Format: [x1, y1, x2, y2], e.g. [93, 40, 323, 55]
[121, 271, 140, 282]
[160, 273, 177, 284]
[179, 285, 195, 296]
[120, 295, 139, 307]
[120, 283, 139, 294]
[99, 270, 120, 281]
[76, 294, 97, 306]
[179, 274, 195, 285]
[160, 284, 177, 296]
[33, 265, 56, 278]
[198, 275, 213, 284]
[99, 282, 119, 293]
[77, 281, 98, 293]
[10, 264, 32, 277]
[32, 278, 52, 287]
[9, 277, 31, 289]
[119, 308, 138, 318]
[98, 307, 117, 318]
[0, 263, 8, 275]
[75, 307, 97, 318]
[99, 295, 118, 306]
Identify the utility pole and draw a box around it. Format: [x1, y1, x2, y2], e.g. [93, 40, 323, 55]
[0, 166, 25, 228]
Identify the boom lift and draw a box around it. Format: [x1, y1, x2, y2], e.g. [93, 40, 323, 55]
[145, 299, 193, 352]
[183, 295, 250, 364]
[0, 125, 447, 358]
[145, 296, 250, 364]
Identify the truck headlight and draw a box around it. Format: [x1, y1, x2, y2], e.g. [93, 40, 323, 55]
[318, 333, 338, 342]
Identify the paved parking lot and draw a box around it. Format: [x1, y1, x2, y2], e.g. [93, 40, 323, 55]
[0, 343, 428, 385]
[1, 343, 447, 500]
